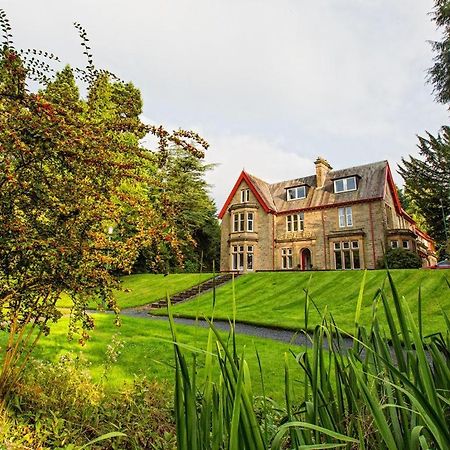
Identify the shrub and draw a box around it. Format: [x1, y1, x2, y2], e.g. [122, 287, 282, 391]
[1, 354, 175, 449]
[377, 247, 422, 269]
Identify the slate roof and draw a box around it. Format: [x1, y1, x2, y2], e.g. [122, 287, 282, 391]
[244, 160, 388, 214]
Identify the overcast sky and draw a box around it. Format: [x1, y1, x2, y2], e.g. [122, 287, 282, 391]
[3, 0, 449, 209]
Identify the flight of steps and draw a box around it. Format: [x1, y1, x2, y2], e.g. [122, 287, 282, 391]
[142, 273, 241, 311]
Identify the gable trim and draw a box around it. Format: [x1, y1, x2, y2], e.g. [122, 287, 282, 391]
[218, 171, 274, 219]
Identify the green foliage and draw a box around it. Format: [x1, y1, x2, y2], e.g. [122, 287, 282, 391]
[0, 354, 175, 449]
[137, 143, 220, 273]
[170, 273, 450, 449]
[399, 129, 450, 258]
[377, 248, 423, 269]
[428, 0, 450, 105]
[0, 11, 210, 400]
[399, 0, 450, 259]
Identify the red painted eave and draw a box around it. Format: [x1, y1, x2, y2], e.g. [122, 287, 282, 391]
[218, 171, 273, 219]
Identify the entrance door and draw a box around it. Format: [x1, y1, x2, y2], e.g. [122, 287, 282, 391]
[300, 248, 312, 271]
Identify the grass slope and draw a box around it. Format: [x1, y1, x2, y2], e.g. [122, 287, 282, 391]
[29, 314, 302, 403]
[58, 273, 214, 309]
[159, 269, 450, 335]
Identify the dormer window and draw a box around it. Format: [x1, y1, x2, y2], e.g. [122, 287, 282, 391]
[286, 185, 306, 201]
[241, 189, 250, 203]
[334, 176, 357, 193]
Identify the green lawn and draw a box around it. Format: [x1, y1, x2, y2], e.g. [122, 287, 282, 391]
[156, 270, 450, 335]
[29, 314, 303, 404]
[57, 273, 214, 309]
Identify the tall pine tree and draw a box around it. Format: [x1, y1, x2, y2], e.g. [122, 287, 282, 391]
[399, 0, 450, 258]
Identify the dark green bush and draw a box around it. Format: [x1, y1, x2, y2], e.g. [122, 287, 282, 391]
[0, 354, 175, 449]
[377, 248, 422, 269]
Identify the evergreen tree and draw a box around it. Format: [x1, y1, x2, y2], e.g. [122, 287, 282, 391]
[399, 0, 450, 258]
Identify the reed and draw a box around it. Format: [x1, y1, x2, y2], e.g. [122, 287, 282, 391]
[169, 271, 450, 449]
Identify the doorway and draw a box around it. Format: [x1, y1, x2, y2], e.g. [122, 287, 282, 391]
[300, 248, 312, 271]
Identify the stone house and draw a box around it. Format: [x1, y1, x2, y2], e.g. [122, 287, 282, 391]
[218, 158, 436, 272]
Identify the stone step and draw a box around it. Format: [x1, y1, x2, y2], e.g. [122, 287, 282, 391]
[147, 273, 241, 310]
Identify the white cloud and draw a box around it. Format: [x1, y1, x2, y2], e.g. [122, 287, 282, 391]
[4, 0, 449, 206]
[204, 133, 315, 210]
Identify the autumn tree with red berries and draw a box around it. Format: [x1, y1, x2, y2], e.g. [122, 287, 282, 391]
[0, 11, 209, 400]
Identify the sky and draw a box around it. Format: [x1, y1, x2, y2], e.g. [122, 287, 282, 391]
[2, 0, 449, 210]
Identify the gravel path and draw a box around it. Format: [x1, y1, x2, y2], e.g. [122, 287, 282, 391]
[119, 308, 356, 351]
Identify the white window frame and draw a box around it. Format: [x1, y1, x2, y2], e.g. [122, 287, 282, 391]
[247, 245, 254, 271]
[281, 248, 293, 269]
[241, 189, 250, 203]
[334, 240, 361, 270]
[402, 240, 409, 249]
[247, 212, 254, 232]
[334, 176, 357, 193]
[286, 186, 306, 201]
[390, 240, 398, 248]
[231, 245, 245, 271]
[338, 207, 353, 228]
[233, 212, 245, 232]
[286, 213, 305, 232]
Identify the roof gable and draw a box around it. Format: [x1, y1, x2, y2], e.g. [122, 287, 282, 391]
[218, 171, 275, 219]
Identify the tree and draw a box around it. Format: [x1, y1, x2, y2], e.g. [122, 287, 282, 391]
[0, 12, 209, 400]
[399, 0, 450, 258]
[135, 143, 220, 273]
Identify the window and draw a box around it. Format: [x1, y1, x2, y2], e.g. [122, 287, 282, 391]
[402, 240, 409, 249]
[390, 240, 398, 248]
[247, 212, 254, 232]
[241, 189, 250, 203]
[247, 245, 254, 270]
[334, 176, 357, 193]
[338, 207, 353, 227]
[232, 244, 254, 271]
[282, 248, 293, 269]
[233, 212, 254, 232]
[334, 240, 361, 270]
[286, 213, 304, 232]
[286, 186, 306, 201]
[233, 212, 245, 232]
[231, 245, 244, 270]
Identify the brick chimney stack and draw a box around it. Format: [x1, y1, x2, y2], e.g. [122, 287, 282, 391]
[315, 157, 332, 188]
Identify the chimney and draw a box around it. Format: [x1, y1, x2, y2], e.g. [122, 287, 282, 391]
[315, 157, 332, 188]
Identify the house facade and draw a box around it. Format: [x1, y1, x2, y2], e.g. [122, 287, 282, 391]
[219, 158, 436, 272]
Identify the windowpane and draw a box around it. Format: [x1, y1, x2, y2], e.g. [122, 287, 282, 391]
[344, 251, 351, 269]
[287, 216, 292, 231]
[334, 242, 341, 250]
[247, 253, 253, 270]
[247, 212, 254, 231]
[346, 177, 356, 190]
[346, 207, 353, 226]
[351, 241, 359, 249]
[287, 186, 306, 200]
[338, 208, 345, 227]
[343, 242, 350, 249]
[402, 240, 409, 249]
[352, 250, 360, 269]
[391, 240, 398, 248]
[299, 212, 304, 231]
[335, 179, 344, 192]
[239, 213, 245, 231]
[335, 251, 342, 269]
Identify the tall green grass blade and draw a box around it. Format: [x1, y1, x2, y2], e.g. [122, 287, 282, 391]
[270, 421, 358, 450]
[354, 269, 367, 335]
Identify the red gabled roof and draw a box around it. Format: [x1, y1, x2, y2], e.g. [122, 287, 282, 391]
[384, 163, 404, 216]
[384, 163, 435, 246]
[218, 170, 274, 219]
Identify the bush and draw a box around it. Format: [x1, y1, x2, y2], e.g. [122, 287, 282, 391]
[0, 354, 175, 449]
[377, 247, 422, 269]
